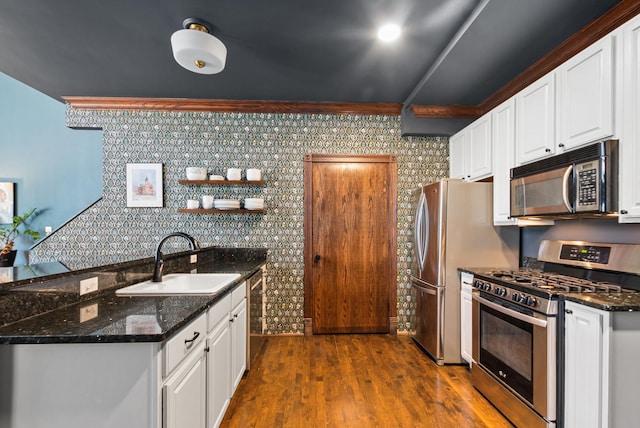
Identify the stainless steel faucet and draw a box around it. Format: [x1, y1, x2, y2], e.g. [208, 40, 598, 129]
[152, 232, 200, 282]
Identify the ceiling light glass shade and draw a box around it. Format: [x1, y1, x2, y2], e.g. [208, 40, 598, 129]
[171, 28, 227, 74]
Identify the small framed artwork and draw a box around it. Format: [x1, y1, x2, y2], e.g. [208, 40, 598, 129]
[0, 182, 15, 224]
[126, 163, 163, 207]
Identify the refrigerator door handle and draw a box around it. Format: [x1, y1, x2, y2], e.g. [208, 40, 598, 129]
[412, 280, 437, 295]
[414, 191, 428, 271]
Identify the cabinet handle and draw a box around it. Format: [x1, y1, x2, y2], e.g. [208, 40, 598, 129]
[558, 143, 565, 148]
[565, 309, 573, 314]
[545, 148, 551, 152]
[184, 331, 200, 344]
[621, 210, 628, 215]
[229, 318, 235, 323]
[204, 347, 210, 353]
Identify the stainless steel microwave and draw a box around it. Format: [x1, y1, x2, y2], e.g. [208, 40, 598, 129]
[510, 140, 618, 217]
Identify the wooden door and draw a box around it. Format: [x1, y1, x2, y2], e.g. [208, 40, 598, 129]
[304, 154, 397, 334]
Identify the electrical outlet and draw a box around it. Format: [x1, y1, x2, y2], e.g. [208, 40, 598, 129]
[79, 277, 99, 295]
[79, 304, 98, 322]
[190, 254, 197, 263]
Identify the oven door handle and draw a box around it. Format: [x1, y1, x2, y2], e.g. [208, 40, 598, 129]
[473, 294, 548, 328]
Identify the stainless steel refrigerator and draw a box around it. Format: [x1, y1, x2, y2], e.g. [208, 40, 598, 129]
[410, 179, 519, 365]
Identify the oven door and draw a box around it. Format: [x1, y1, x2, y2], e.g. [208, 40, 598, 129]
[472, 292, 556, 423]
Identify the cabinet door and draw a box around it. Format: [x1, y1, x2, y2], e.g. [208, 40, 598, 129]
[467, 115, 492, 180]
[516, 72, 556, 164]
[459, 272, 474, 367]
[449, 131, 467, 180]
[164, 342, 207, 428]
[491, 98, 518, 225]
[620, 15, 640, 222]
[207, 317, 232, 428]
[557, 35, 614, 150]
[231, 299, 247, 393]
[564, 302, 605, 428]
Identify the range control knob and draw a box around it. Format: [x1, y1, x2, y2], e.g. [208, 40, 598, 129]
[474, 280, 483, 289]
[512, 293, 523, 303]
[494, 287, 507, 297]
[524, 296, 537, 307]
[483, 282, 492, 292]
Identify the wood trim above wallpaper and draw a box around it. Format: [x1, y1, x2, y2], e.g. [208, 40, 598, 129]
[62, 96, 403, 116]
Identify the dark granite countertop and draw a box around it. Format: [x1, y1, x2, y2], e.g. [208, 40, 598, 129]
[458, 266, 640, 312]
[562, 292, 640, 312]
[0, 247, 267, 345]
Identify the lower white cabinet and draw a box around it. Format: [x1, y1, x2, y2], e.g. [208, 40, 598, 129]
[206, 282, 248, 428]
[564, 301, 640, 428]
[460, 272, 473, 367]
[164, 341, 207, 428]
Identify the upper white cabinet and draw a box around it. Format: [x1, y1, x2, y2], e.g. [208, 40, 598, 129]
[515, 72, 556, 164]
[491, 98, 518, 225]
[557, 35, 615, 150]
[449, 115, 492, 181]
[620, 14, 640, 222]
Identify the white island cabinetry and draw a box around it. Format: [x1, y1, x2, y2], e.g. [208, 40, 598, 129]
[0, 282, 249, 428]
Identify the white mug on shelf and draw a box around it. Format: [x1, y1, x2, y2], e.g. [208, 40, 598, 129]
[186, 199, 199, 209]
[246, 168, 261, 181]
[202, 195, 214, 209]
[227, 168, 242, 181]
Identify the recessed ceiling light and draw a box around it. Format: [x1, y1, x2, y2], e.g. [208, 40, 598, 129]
[377, 23, 401, 43]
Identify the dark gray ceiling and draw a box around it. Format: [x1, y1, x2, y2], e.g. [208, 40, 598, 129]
[0, 0, 621, 111]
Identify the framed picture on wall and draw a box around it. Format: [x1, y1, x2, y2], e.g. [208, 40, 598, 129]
[0, 182, 15, 224]
[126, 163, 163, 207]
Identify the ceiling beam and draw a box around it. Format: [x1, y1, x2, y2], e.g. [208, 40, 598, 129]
[412, 0, 640, 119]
[62, 96, 402, 116]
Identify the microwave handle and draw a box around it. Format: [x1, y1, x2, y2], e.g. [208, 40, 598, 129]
[562, 165, 573, 212]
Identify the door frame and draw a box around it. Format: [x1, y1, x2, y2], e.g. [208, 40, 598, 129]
[303, 154, 398, 335]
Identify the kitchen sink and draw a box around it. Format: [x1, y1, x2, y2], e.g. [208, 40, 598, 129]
[115, 273, 241, 296]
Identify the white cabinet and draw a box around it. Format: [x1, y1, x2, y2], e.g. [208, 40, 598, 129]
[206, 282, 247, 428]
[207, 293, 232, 428]
[449, 131, 466, 180]
[459, 272, 473, 367]
[163, 313, 207, 428]
[491, 98, 518, 225]
[164, 341, 207, 428]
[564, 302, 606, 428]
[515, 72, 556, 164]
[564, 301, 640, 428]
[231, 288, 248, 393]
[557, 35, 615, 150]
[620, 14, 640, 223]
[449, 116, 492, 181]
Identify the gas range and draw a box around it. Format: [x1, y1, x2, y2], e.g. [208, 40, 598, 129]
[471, 240, 640, 316]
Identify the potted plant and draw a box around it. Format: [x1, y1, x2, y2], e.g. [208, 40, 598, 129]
[0, 208, 42, 267]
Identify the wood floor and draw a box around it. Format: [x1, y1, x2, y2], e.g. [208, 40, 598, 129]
[221, 334, 513, 427]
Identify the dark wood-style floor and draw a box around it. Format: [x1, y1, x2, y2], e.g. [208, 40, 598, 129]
[221, 334, 513, 427]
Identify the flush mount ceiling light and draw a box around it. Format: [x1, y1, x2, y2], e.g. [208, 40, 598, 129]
[171, 18, 227, 74]
[377, 23, 401, 43]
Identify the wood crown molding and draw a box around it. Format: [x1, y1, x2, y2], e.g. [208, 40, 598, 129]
[62, 96, 402, 116]
[412, 0, 640, 119]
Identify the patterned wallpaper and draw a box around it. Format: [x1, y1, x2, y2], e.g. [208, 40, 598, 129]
[31, 107, 449, 334]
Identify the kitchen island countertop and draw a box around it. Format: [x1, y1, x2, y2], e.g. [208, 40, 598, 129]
[0, 248, 266, 344]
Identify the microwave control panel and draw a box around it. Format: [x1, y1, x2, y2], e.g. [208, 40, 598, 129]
[575, 160, 600, 211]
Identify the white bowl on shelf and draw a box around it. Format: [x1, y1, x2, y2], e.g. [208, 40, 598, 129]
[226, 168, 242, 181]
[246, 168, 261, 181]
[186, 167, 207, 180]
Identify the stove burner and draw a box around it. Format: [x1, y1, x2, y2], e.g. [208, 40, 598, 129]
[482, 270, 627, 294]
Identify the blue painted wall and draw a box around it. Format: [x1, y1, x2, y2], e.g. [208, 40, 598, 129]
[0, 72, 102, 264]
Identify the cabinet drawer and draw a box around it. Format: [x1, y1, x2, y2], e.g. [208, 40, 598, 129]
[207, 293, 232, 332]
[232, 282, 247, 308]
[164, 313, 207, 377]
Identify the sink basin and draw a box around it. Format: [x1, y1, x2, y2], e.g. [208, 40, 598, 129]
[116, 273, 241, 296]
